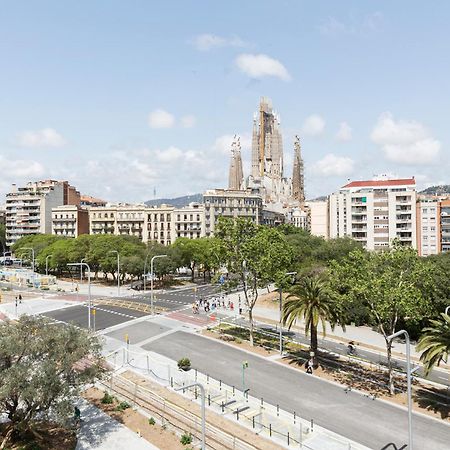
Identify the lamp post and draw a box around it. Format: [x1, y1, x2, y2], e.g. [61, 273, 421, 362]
[19, 247, 35, 287]
[45, 254, 53, 276]
[143, 253, 151, 295]
[279, 272, 297, 355]
[150, 255, 167, 316]
[68, 262, 92, 330]
[175, 383, 205, 450]
[108, 250, 120, 297]
[387, 330, 412, 449]
[445, 306, 450, 315]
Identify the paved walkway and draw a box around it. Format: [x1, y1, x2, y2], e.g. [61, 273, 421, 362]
[76, 399, 159, 450]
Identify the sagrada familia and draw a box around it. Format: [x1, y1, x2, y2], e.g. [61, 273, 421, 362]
[228, 97, 305, 214]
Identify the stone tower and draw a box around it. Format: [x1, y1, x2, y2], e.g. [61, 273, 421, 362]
[228, 135, 244, 190]
[292, 135, 305, 203]
[251, 97, 283, 180]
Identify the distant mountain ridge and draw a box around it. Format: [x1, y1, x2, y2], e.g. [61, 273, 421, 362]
[420, 185, 450, 196]
[145, 193, 203, 208]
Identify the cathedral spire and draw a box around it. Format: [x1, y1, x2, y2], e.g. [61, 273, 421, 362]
[292, 135, 305, 203]
[228, 135, 244, 190]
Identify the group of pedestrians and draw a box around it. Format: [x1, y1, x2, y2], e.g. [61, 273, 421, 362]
[191, 295, 235, 314]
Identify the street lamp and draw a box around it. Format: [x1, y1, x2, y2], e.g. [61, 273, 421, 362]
[108, 250, 120, 297]
[19, 247, 35, 287]
[175, 383, 205, 450]
[445, 306, 450, 315]
[151, 255, 167, 316]
[387, 330, 412, 450]
[279, 272, 297, 355]
[45, 254, 53, 276]
[68, 262, 92, 330]
[143, 253, 151, 294]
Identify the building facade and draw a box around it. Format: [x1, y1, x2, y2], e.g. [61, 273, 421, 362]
[5, 180, 80, 246]
[173, 203, 205, 240]
[329, 178, 417, 250]
[52, 205, 89, 238]
[416, 198, 439, 256]
[203, 189, 263, 236]
[439, 199, 450, 253]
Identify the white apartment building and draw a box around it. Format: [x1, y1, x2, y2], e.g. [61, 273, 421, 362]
[52, 205, 89, 238]
[173, 203, 205, 239]
[146, 205, 174, 245]
[290, 207, 309, 230]
[306, 200, 329, 238]
[416, 198, 439, 256]
[329, 178, 417, 250]
[203, 189, 263, 236]
[5, 180, 80, 246]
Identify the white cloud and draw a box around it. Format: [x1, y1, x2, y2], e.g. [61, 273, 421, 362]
[312, 153, 355, 177]
[154, 146, 183, 163]
[336, 121, 352, 141]
[213, 133, 252, 156]
[301, 114, 325, 136]
[235, 54, 291, 81]
[16, 128, 66, 148]
[180, 115, 196, 128]
[319, 12, 383, 36]
[148, 109, 175, 129]
[0, 155, 45, 178]
[192, 33, 247, 51]
[371, 112, 441, 165]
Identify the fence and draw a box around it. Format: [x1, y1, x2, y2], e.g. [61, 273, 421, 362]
[105, 346, 365, 449]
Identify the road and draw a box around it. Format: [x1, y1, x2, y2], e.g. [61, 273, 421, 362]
[145, 331, 449, 450]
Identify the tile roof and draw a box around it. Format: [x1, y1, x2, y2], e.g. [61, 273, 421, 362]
[342, 178, 416, 188]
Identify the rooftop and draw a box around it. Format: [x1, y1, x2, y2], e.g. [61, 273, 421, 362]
[342, 178, 416, 189]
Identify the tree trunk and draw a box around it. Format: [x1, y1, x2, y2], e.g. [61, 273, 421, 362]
[310, 323, 319, 368]
[386, 339, 395, 395]
[248, 307, 254, 346]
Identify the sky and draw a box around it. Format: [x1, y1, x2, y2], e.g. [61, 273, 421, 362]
[1, 0, 449, 203]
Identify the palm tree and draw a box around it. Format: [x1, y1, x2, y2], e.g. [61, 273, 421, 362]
[282, 276, 340, 368]
[417, 313, 450, 376]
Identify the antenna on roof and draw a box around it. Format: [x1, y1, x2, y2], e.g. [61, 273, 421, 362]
[153, 187, 156, 199]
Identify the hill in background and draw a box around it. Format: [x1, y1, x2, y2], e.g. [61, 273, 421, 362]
[420, 185, 450, 196]
[145, 193, 203, 208]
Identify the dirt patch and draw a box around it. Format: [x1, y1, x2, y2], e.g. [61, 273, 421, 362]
[0, 422, 76, 450]
[255, 291, 281, 309]
[83, 386, 185, 450]
[202, 328, 277, 357]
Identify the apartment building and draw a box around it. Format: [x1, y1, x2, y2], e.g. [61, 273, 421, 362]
[173, 203, 205, 239]
[203, 188, 263, 236]
[329, 178, 417, 250]
[439, 199, 450, 253]
[52, 205, 89, 238]
[0, 207, 5, 226]
[416, 198, 439, 256]
[146, 205, 175, 245]
[5, 180, 80, 246]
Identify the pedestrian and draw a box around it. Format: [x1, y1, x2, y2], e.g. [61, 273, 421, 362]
[18, 294, 22, 302]
[306, 359, 313, 374]
[230, 301, 234, 311]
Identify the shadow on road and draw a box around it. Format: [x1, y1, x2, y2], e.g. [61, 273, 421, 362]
[414, 386, 450, 419]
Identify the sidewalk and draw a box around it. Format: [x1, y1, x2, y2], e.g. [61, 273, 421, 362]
[76, 399, 159, 450]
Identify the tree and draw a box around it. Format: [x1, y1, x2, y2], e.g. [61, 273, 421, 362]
[215, 218, 292, 346]
[329, 244, 434, 394]
[0, 224, 6, 252]
[417, 313, 450, 376]
[0, 315, 105, 448]
[283, 276, 342, 368]
[172, 238, 205, 281]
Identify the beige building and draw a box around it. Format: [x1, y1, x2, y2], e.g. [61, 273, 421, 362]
[173, 203, 205, 239]
[329, 178, 417, 250]
[203, 189, 263, 236]
[307, 200, 329, 238]
[52, 205, 89, 238]
[5, 180, 80, 246]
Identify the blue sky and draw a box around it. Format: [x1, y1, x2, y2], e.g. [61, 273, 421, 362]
[1, 1, 449, 203]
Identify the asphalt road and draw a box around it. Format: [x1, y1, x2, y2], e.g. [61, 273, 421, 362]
[146, 331, 449, 450]
[233, 318, 450, 388]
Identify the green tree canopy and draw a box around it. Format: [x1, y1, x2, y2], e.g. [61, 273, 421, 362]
[0, 315, 105, 448]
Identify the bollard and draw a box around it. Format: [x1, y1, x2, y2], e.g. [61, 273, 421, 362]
[252, 416, 255, 429]
[207, 374, 209, 384]
[208, 394, 211, 406]
[195, 386, 198, 400]
[237, 409, 239, 421]
[221, 401, 224, 413]
[261, 397, 264, 407]
[277, 404, 279, 416]
[195, 368, 198, 381]
[311, 419, 314, 432]
[294, 411, 296, 424]
[233, 385, 235, 395]
[170, 377, 173, 388]
[269, 423, 272, 437]
[146, 355, 150, 374]
[287, 432, 290, 446]
[220, 379, 222, 390]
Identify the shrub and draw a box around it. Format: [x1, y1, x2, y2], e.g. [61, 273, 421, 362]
[115, 401, 131, 411]
[177, 357, 191, 370]
[148, 417, 156, 426]
[180, 432, 193, 445]
[101, 392, 115, 404]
